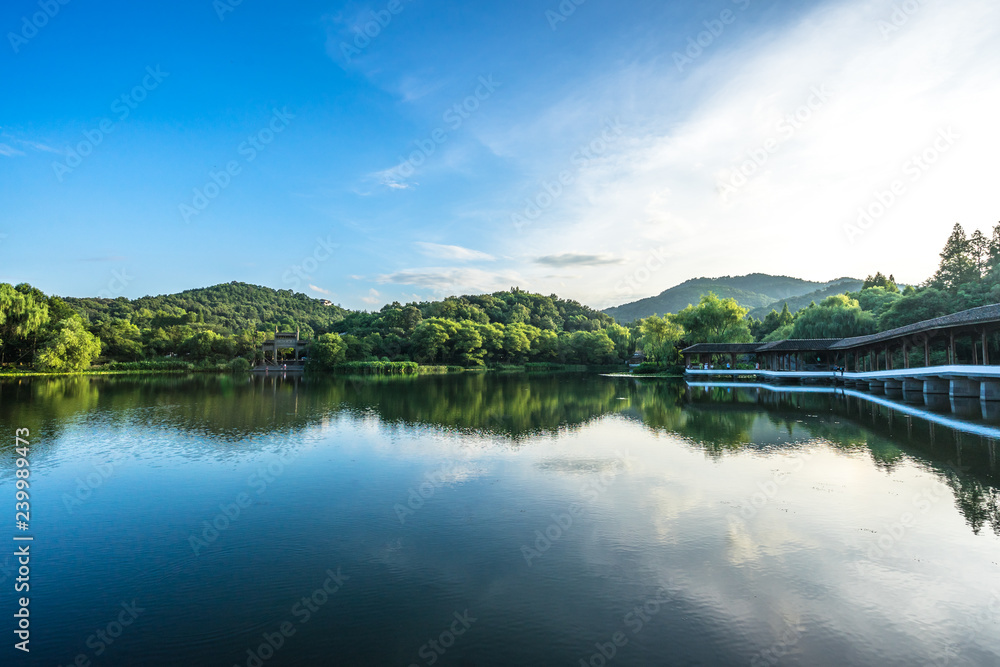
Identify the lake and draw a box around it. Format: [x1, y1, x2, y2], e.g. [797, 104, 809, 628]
[2, 373, 999, 666]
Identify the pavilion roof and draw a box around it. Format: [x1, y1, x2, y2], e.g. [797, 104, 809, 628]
[831, 303, 1000, 349]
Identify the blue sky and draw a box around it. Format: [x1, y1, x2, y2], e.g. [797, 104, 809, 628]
[1, 0, 998, 310]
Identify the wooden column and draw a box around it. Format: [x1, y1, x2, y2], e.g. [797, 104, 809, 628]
[903, 341, 909, 369]
[983, 329, 990, 366]
[949, 331, 955, 365]
[972, 332, 978, 365]
[924, 336, 930, 367]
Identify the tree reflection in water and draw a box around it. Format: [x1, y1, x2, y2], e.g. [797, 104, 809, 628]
[1, 372, 997, 536]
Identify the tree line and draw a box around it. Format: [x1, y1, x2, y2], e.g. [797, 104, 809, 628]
[3, 222, 998, 373]
[0, 283, 637, 372]
[635, 222, 1000, 364]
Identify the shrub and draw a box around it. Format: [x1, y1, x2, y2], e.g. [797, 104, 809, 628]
[228, 358, 251, 372]
[632, 362, 663, 374]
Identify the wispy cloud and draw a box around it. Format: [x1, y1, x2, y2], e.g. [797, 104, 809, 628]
[0, 130, 59, 157]
[535, 253, 623, 267]
[415, 242, 495, 262]
[0, 143, 24, 157]
[360, 288, 381, 304]
[376, 267, 521, 294]
[309, 284, 332, 295]
[81, 256, 128, 262]
[370, 164, 414, 190]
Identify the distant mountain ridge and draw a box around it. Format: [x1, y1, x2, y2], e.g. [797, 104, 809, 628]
[745, 278, 864, 320]
[603, 273, 863, 322]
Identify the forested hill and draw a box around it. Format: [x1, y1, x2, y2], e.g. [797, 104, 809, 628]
[603, 273, 860, 322]
[63, 282, 350, 335]
[745, 278, 864, 320]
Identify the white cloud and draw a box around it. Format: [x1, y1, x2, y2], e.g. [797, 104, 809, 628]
[376, 267, 522, 295]
[535, 253, 623, 267]
[360, 288, 381, 304]
[309, 284, 332, 295]
[480, 0, 1000, 309]
[370, 164, 414, 190]
[415, 242, 495, 262]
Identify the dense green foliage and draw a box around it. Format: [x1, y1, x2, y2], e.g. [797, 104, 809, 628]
[744, 278, 865, 320]
[789, 294, 876, 339]
[325, 289, 628, 368]
[64, 281, 349, 336]
[0, 283, 634, 373]
[34, 317, 102, 372]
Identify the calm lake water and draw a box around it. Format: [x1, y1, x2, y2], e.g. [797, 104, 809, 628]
[2, 373, 999, 666]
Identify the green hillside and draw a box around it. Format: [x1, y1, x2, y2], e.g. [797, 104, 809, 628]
[63, 282, 349, 336]
[603, 274, 855, 322]
[746, 278, 864, 320]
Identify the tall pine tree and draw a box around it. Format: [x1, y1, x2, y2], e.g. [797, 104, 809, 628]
[928, 223, 978, 291]
[969, 229, 990, 277]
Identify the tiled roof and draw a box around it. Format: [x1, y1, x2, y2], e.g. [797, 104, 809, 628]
[680, 304, 1000, 355]
[681, 343, 762, 354]
[830, 303, 1000, 349]
[756, 338, 841, 352]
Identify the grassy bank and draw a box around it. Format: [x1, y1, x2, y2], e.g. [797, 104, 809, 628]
[490, 362, 625, 373]
[1, 359, 634, 378]
[0, 358, 252, 377]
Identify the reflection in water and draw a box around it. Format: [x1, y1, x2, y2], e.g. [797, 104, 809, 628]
[3, 373, 997, 538]
[1, 373, 999, 665]
[684, 382, 1000, 536]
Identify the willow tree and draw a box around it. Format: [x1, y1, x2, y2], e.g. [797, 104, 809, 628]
[673, 293, 753, 344]
[0, 283, 51, 364]
[34, 316, 101, 372]
[638, 314, 684, 363]
[791, 295, 876, 339]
